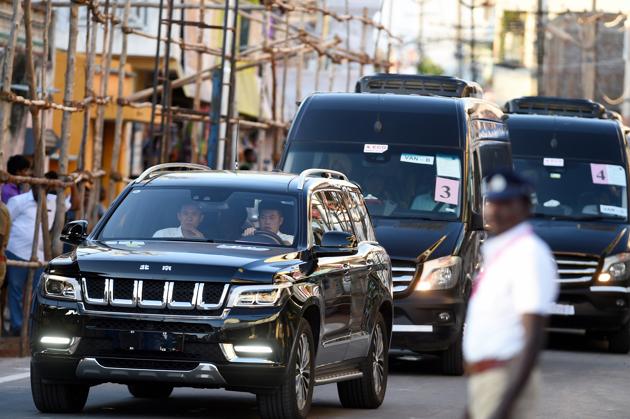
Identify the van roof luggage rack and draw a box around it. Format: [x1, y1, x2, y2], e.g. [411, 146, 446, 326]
[504, 96, 607, 118]
[297, 169, 348, 189]
[355, 74, 484, 98]
[134, 163, 213, 183]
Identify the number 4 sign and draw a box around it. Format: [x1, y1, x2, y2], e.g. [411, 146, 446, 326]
[591, 164, 627, 187]
[435, 177, 460, 205]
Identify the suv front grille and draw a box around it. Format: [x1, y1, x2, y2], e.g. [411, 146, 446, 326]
[82, 276, 228, 316]
[554, 254, 599, 283]
[391, 260, 417, 293]
[86, 318, 213, 334]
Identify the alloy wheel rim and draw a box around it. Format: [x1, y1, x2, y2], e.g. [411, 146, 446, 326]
[295, 333, 311, 411]
[372, 324, 385, 395]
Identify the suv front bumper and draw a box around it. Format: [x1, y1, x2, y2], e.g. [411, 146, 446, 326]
[31, 295, 296, 392]
[391, 290, 465, 352]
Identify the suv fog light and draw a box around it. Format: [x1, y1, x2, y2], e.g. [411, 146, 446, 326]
[598, 273, 611, 283]
[438, 312, 451, 322]
[40, 336, 72, 346]
[233, 345, 273, 354]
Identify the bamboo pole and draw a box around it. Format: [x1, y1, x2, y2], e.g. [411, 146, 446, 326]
[359, 7, 367, 78]
[20, 0, 50, 355]
[344, 0, 350, 92]
[108, 0, 132, 206]
[280, 11, 289, 123]
[314, 0, 325, 92]
[190, 0, 206, 164]
[91, 0, 116, 224]
[52, 3, 80, 256]
[295, 8, 305, 104]
[0, 0, 24, 169]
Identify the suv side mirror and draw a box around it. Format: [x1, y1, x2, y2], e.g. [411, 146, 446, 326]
[314, 231, 357, 257]
[61, 220, 88, 245]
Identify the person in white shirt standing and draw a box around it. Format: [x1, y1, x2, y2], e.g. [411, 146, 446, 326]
[463, 170, 558, 419]
[5, 171, 78, 336]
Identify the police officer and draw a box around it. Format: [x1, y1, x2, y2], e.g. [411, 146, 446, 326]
[463, 170, 558, 419]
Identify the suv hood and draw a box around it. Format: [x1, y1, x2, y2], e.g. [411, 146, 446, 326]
[53, 240, 303, 284]
[372, 218, 464, 261]
[530, 219, 628, 256]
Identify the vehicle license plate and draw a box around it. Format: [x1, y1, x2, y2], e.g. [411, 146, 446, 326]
[118, 331, 184, 352]
[549, 303, 575, 316]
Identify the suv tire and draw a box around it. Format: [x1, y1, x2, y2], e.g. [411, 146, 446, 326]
[257, 318, 315, 419]
[128, 383, 174, 399]
[337, 312, 388, 409]
[608, 324, 630, 354]
[31, 361, 89, 413]
[441, 330, 464, 376]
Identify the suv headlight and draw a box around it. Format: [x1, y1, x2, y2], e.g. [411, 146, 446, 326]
[415, 256, 462, 291]
[42, 273, 82, 301]
[599, 253, 630, 282]
[227, 283, 291, 308]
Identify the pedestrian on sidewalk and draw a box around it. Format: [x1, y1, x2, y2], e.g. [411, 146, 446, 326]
[463, 170, 558, 419]
[5, 171, 79, 336]
[2, 155, 32, 204]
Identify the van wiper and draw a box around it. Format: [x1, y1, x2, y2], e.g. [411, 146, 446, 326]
[532, 213, 624, 222]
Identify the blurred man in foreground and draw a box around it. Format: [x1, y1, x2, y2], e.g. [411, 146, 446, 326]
[464, 170, 558, 419]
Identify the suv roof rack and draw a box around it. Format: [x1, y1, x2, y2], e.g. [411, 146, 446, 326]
[134, 163, 212, 183]
[297, 168, 348, 189]
[355, 73, 484, 98]
[504, 96, 607, 118]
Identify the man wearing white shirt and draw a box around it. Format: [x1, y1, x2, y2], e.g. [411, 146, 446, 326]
[464, 170, 558, 419]
[5, 171, 77, 335]
[153, 202, 205, 239]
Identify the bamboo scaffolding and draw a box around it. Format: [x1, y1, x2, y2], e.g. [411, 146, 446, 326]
[0, 0, 24, 169]
[189, 0, 206, 163]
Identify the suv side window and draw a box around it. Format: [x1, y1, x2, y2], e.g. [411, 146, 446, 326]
[354, 190, 376, 241]
[343, 190, 373, 242]
[310, 190, 354, 245]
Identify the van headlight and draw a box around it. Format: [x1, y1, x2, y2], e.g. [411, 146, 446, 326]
[227, 284, 291, 307]
[415, 256, 462, 291]
[599, 253, 630, 282]
[42, 273, 82, 301]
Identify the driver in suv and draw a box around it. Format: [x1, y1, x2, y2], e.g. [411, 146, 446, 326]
[29, 165, 393, 419]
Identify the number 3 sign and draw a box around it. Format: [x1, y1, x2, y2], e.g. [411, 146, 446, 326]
[435, 177, 460, 205]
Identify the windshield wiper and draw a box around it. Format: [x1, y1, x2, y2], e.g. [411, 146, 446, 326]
[152, 237, 216, 243]
[532, 213, 624, 222]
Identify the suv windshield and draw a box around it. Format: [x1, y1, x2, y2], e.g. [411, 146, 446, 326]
[284, 142, 463, 221]
[99, 187, 298, 247]
[515, 157, 628, 221]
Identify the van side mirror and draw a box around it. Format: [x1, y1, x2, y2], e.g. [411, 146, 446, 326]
[314, 231, 357, 257]
[471, 212, 484, 231]
[61, 220, 88, 245]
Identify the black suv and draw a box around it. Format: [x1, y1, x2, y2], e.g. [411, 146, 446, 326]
[30, 164, 393, 418]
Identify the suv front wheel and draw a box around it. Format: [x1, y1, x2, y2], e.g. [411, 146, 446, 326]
[337, 312, 388, 409]
[257, 318, 315, 419]
[31, 361, 90, 413]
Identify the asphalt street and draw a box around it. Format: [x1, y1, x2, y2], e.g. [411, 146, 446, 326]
[0, 333, 628, 419]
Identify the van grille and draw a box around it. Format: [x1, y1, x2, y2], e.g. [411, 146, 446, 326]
[391, 260, 417, 293]
[554, 254, 599, 283]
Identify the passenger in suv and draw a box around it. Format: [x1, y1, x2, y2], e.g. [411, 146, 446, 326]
[29, 164, 393, 419]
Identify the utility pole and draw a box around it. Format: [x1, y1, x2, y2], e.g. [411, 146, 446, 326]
[456, 0, 463, 78]
[622, 23, 630, 120]
[469, 0, 477, 81]
[536, 0, 545, 95]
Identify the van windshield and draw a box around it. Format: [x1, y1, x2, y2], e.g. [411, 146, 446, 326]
[284, 142, 463, 221]
[514, 157, 628, 221]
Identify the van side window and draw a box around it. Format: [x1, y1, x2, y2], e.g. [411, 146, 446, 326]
[310, 191, 354, 245]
